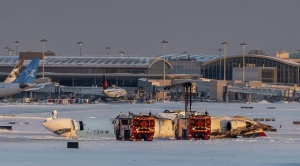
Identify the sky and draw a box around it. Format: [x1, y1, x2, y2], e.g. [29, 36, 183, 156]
[1, 0, 300, 56]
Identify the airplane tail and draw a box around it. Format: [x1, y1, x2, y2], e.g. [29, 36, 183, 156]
[103, 75, 108, 89]
[12, 58, 40, 83]
[4, 60, 24, 83]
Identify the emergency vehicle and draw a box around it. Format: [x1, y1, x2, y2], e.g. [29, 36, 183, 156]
[114, 112, 155, 141]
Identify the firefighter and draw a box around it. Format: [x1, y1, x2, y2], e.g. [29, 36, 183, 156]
[205, 110, 209, 116]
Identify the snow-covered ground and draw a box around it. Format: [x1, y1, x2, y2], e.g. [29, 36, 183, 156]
[0, 101, 300, 166]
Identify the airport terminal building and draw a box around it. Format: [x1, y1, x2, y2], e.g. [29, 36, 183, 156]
[0, 53, 299, 86]
[0, 52, 300, 101]
[0, 55, 173, 87]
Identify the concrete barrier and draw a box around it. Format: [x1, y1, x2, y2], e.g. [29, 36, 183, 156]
[293, 121, 300, 125]
[266, 107, 276, 109]
[67, 142, 79, 149]
[265, 118, 271, 121]
[0, 126, 12, 130]
[254, 118, 275, 121]
[9, 122, 29, 124]
[241, 106, 253, 109]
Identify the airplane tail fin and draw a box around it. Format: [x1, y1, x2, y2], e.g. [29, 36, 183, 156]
[12, 58, 40, 83]
[4, 59, 24, 83]
[103, 75, 108, 89]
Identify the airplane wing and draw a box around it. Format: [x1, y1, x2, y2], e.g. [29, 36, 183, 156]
[233, 115, 276, 131]
[25, 83, 51, 91]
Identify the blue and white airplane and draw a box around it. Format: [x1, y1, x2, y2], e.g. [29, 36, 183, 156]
[0, 58, 40, 98]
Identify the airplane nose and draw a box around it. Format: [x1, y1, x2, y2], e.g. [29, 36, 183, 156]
[42, 120, 54, 132]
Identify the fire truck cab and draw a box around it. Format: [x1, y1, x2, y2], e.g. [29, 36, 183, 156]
[173, 112, 211, 140]
[114, 112, 155, 141]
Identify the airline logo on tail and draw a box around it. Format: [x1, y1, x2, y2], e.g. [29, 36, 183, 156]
[13, 58, 40, 83]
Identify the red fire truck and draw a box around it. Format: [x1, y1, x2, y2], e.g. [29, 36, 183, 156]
[173, 112, 211, 140]
[114, 112, 155, 141]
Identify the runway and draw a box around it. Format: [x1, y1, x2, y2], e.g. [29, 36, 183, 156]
[0, 102, 300, 166]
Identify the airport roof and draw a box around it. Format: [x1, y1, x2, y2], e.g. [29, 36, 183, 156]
[158, 54, 220, 62]
[0, 56, 19, 66]
[0, 54, 299, 67]
[202, 54, 300, 67]
[0, 56, 170, 68]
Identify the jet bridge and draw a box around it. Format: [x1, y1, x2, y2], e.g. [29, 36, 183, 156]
[228, 86, 285, 96]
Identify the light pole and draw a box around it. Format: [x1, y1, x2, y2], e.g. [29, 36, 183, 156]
[222, 41, 228, 81]
[40, 38, 47, 78]
[182, 51, 189, 61]
[297, 50, 300, 85]
[119, 51, 124, 56]
[4, 46, 9, 55]
[105, 46, 110, 56]
[183, 51, 190, 75]
[4, 46, 13, 55]
[240, 42, 247, 82]
[13, 40, 19, 55]
[161, 40, 168, 101]
[77, 41, 84, 56]
[218, 48, 223, 80]
[8, 49, 13, 55]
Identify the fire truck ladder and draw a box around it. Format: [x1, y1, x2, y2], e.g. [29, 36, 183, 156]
[184, 83, 192, 113]
[165, 82, 194, 140]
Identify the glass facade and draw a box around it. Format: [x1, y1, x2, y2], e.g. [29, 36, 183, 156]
[202, 55, 300, 84]
[261, 68, 275, 83]
[169, 61, 201, 74]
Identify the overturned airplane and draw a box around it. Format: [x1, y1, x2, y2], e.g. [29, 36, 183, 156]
[42, 110, 275, 140]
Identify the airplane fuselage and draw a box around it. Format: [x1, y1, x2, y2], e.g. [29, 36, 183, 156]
[43, 112, 270, 139]
[0, 82, 36, 97]
[104, 88, 127, 98]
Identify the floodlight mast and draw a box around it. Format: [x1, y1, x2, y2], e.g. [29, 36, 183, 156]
[40, 38, 47, 78]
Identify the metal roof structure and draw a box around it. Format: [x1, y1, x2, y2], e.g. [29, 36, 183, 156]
[0, 56, 171, 68]
[158, 54, 220, 62]
[0, 56, 19, 66]
[0, 54, 298, 67]
[201, 54, 300, 67]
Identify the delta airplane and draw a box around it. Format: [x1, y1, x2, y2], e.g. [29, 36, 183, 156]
[0, 58, 40, 98]
[42, 110, 275, 139]
[102, 75, 127, 99]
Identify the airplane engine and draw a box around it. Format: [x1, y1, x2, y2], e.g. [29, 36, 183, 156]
[226, 120, 247, 131]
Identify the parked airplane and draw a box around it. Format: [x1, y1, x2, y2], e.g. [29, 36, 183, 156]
[0, 58, 40, 98]
[102, 75, 127, 98]
[42, 110, 274, 139]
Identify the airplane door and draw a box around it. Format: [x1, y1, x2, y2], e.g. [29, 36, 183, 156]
[79, 121, 84, 130]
